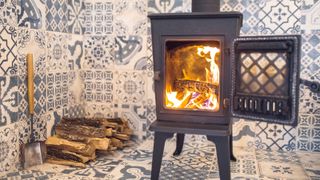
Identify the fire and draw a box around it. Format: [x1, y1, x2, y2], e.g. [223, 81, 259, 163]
[165, 45, 220, 111]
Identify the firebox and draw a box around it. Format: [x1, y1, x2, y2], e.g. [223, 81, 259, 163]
[148, 0, 302, 180]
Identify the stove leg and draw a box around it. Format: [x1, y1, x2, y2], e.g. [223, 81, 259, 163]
[207, 135, 231, 180]
[230, 134, 237, 161]
[173, 133, 185, 156]
[151, 132, 174, 180]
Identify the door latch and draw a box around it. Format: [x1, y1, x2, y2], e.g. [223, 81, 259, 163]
[154, 71, 161, 81]
[223, 98, 230, 109]
[300, 79, 320, 93]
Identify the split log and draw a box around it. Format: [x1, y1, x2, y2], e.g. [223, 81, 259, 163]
[46, 156, 86, 168]
[56, 130, 110, 150]
[122, 128, 133, 136]
[46, 136, 95, 157]
[105, 128, 113, 137]
[55, 123, 106, 138]
[174, 79, 218, 94]
[111, 138, 124, 149]
[47, 147, 94, 163]
[114, 133, 130, 141]
[61, 118, 103, 128]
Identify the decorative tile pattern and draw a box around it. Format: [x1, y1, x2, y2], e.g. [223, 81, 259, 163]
[0, 122, 20, 176]
[68, 0, 85, 34]
[114, 71, 146, 104]
[114, 0, 147, 36]
[17, 0, 45, 29]
[301, 0, 320, 33]
[257, 0, 301, 34]
[83, 36, 114, 69]
[148, 0, 183, 13]
[232, 118, 256, 148]
[258, 161, 309, 179]
[84, 0, 113, 35]
[46, 32, 68, 72]
[17, 28, 46, 75]
[300, 33, 320, 82]
[45, 109, 62, 137]
[297, 113, 320, 152]
[221, 0, 259, 35]
[68, 71, 85, 108]
[255, 122, 296, 151]
[0, 0, 16, 27]
[68, 34, 83, 70]
[84, 102, 113, 119]
[0, 76, 18, 127]
[110, 162, 151, 180]
[47, 72, 68, 111]
[297, 151, 320, 178]
[115, 35, 149, 70]
[256, 149, 301, 163]
[18, 73, 47, 121]
[82, 70, 113, 103]
[0, 170, 55, 180]
[0, 26, 17, 75]
[114, 104, 147, 140]
[46, 0, 68, 32]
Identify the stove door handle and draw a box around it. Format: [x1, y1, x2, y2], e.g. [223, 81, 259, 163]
[154, 71, 161, 81]
[300, 78, 320, 93]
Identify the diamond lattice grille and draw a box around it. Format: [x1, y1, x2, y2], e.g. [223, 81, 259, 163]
[238, 52, 288, 96]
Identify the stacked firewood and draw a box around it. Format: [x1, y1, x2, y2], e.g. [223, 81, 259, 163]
[45, 117, 133, 168]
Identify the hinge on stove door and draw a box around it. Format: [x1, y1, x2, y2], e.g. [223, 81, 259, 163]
[224, 48, 230, 56]
[300, 79, 320, 93]
[154, 71, 161, 81]
[223, 98, 230, 109]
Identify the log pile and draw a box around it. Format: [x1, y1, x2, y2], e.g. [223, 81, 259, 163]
[45, 117, 133, 168]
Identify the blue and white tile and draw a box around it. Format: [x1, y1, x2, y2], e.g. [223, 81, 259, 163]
[17, 0, 46, 29]
[84, 0, 113, 35]
[297, 151, 320, 178]
[0, 26, 17, 76]
[115, 35, 148, 70]
[148, 0, 184, 13]
[68, 71, 85, 113]
[146, 35, 154, 71]
[81, 70, 113, 103]
[83, 35, 114, 69]
[297, 113, 320, 152]
[84, 102, 113, 119]
[46, 0, 68, 32]
[0, 76, 18, 127]
[299, 84, 320, 115]
[301, 0, 320, 33]
[0, 122, 20, 176]
[45, 109, 63, 137]
[0, 170, 56, 180]
[300, 33, 320, 82]
[68, 34, 84, 70]
[221, 0, 259, 35]
[114, 0, 148, 36]
[109, 162, 151, 180]
[232, 118, 256, 149]
[0, 0, 17, 27]
[114, 103, 148, 140]
[68, 0, 85, 35]
[47, 72, 68, 111]
[256, 149, 301, 163]
[46, 32, 68, 72]
[181, 0, 191, 12]
[255, 122, 296, 151]
[258, 161, 309, 179]
[17, 28, 46, 75]
[18, 72, 47, 121]
[230, 147, 259, 177]
[257, 0, 301, 35]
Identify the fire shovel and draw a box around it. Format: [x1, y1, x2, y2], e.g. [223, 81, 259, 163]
[21, 54, 47, 169]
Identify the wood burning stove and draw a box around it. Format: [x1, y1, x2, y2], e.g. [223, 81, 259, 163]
[148, 0, 302, 180]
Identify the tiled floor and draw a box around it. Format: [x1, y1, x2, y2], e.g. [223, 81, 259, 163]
[1, 136, 320, 180]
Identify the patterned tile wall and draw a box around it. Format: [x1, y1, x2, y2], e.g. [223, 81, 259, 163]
[1, 0, 85, 175]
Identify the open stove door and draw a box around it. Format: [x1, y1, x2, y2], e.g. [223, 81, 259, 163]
[231, 35, 301, 126]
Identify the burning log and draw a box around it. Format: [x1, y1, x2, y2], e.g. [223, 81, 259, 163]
[174, 79, 218, 94]
[45, 117, 133, 167]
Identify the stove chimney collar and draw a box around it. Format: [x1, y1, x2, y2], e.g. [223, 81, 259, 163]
[192, 0, 220, 12]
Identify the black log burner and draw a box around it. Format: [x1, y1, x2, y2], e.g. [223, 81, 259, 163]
[148, 0, 304, 179]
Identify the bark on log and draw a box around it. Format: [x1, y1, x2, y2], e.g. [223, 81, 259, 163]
[46, 136, 95, 156]
[61, 118, 103, 128]
[56, 130, 110, 150]
[46, 156, 86, 168]
[55, 123, 106, 138]
[174, 79, 218, 94]
[47, 147, 94, 163]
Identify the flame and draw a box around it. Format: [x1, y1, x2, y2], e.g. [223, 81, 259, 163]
[165, 45, 220, 111]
